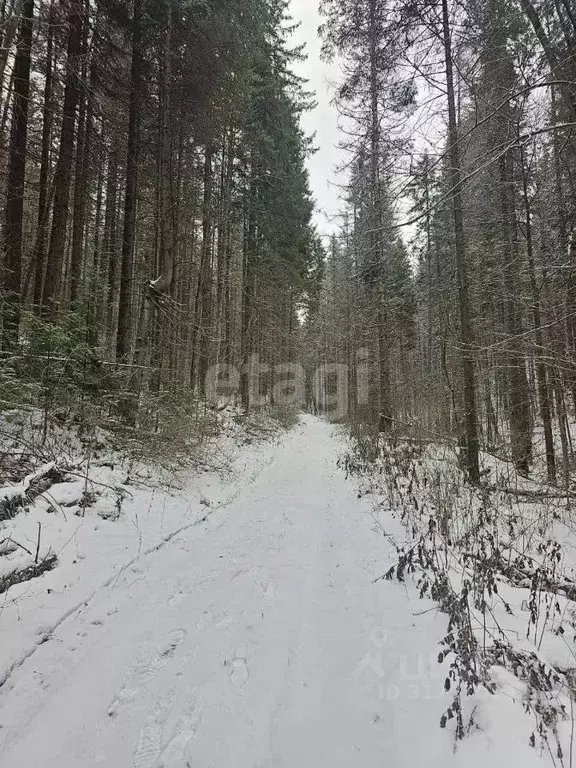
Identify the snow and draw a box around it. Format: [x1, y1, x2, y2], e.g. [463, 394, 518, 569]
[0, 417, 552, 766]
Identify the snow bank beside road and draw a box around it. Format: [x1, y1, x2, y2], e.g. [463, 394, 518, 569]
[0, 424, 278, 691]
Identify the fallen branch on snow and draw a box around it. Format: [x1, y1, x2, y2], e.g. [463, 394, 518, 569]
[0, 554, 58, 596]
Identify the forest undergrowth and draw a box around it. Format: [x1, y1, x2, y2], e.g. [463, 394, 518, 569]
[0, 311, 297, 604]
[342, 426, 576, 764]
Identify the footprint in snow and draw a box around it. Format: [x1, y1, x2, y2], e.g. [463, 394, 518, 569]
[196, 610, 214, 630]
[263, 579, 277, 603]
[157, 697, 203, 767]
[161, 629, 187, 657]
[133, 690, 176, 768]
[168, 590, 188, 609]
[216, 614, 237, 630]
[229, 657, 250, 688]
[108, 629, 187, 718]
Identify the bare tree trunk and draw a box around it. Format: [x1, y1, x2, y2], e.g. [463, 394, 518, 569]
[91, 127, 104, 274]
[240, 166, 257, 410]
[521, 147, 556, 483]
[0, 0, 23, 115]
[500, 151, 533, 474]
[116, 0, 143, 362]
[216, 128, 235, 366]
[42, 0, 83, 315]
[368, 0, 391, 432]
[2, 0, 33, 349]
[193, 144, 214, 396]
[100, 149, 119, 343]
[69, 10, 90, 305]
[441, 0, 480, 483]
[32, 0, 54, 311]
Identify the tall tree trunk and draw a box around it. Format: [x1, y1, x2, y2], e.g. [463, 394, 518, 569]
[500, 151, 533, 474]
[216, 128, 235, 366]
[32, 0, 54, 310]
[100, 149, 119, 341]
[193, 144, 214, 395]
[240, 165, 257, 410]
[0, 0, 23, 117]
[368, 0, 391, 431]
[2, 0, 34, 349]
[116, 0, 143, 362]
[70, 7, 92, 305]
[521, 147, 556, 483]
[441, 0, 480, 483]
[42, 0, 83, 315]
[152, 6, 175, 381]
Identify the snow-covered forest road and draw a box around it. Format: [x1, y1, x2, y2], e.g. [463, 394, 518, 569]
[0, 419, 541, 767]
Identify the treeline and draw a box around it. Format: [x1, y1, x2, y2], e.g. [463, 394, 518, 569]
[310, 0, 576, 486]
[0, 0, 315, 424]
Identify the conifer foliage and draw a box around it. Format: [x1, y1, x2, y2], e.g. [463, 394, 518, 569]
[314, 0, 576, 486]
[0, 0, 314, 432]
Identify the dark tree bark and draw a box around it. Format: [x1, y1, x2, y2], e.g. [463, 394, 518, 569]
[2, 0, 34, 349]
[499, 151, 533, 475]
[32, 0, 54, 310]
[368, 0, 392, 432]
[216, 129, 235, 366]
[240, 164, 257, 410]
[70, 6, 92, 305]
[441, 0, 480, 483]
[194, 144, 214, 396]
[42, 0, 84, 315]
[116, 0, 143, 362]
[0, 0, 24, 117]
[521, 147, 556, 483]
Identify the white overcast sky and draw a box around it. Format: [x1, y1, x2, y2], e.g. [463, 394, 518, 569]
[289, 0, 344, 236]
[287, 1, 424, 243]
